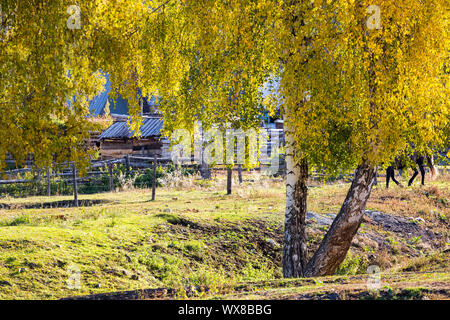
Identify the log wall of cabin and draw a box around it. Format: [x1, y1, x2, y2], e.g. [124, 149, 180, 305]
[100, 137, 166, 159]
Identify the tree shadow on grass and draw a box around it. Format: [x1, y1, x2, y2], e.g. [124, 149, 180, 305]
[0, 199, 111, 210]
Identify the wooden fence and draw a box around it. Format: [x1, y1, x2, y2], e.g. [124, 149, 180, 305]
[2, 155, 444, 207]
[0, 155, 282, 206]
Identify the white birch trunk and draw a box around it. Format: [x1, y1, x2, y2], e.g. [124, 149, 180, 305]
[427, 155, 439, 181]
[282, 129, 308, 277]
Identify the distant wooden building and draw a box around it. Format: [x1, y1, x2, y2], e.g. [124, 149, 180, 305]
[99, 117, 170, 159]
[85, 73, 171, 159]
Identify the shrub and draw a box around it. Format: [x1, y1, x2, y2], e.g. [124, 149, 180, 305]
[134, 166, 165, 188]
[1, 215, 31, 226]
[336, 251, 369, 275]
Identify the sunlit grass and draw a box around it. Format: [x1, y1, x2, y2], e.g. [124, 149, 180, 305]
[0, 171, 448, 299]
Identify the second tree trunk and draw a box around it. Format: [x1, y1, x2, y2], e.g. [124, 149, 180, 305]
[305, 163, 377, 276]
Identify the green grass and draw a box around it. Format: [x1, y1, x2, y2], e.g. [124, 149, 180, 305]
[0, 184, 286, 299]
[0, 173, 448, 300]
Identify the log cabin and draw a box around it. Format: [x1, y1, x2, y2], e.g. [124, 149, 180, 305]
[92, 74, 285, 161]
[86, 73, 170, 159]
[99, 117, 170, 159]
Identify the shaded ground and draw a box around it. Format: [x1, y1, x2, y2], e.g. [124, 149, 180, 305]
[0, 199, 112, 209]
[64, 270, 450, 300]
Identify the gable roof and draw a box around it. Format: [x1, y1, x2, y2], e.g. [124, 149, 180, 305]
[99, 117, 163, 140]
[89, 73, 156, 117]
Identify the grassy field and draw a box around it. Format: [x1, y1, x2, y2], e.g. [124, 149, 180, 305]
[0, 170, 448, 300]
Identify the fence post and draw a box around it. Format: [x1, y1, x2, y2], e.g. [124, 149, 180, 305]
[200, 144, 211, 179]
[47, 167, 51, 196]
[238, 164, 243, 184]
[108, 163, 114, 192]
[152, 154, 157, 201]
[125, 154, 130, 173]
[72, 163, 78, 207]
[227, 167, 232, 195]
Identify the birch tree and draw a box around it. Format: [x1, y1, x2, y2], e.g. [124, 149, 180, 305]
[0, 0, 448, 277]
[277, 0, 449, 276]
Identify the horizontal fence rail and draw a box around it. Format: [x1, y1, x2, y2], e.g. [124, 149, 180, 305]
[1, 155, 448, 207]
